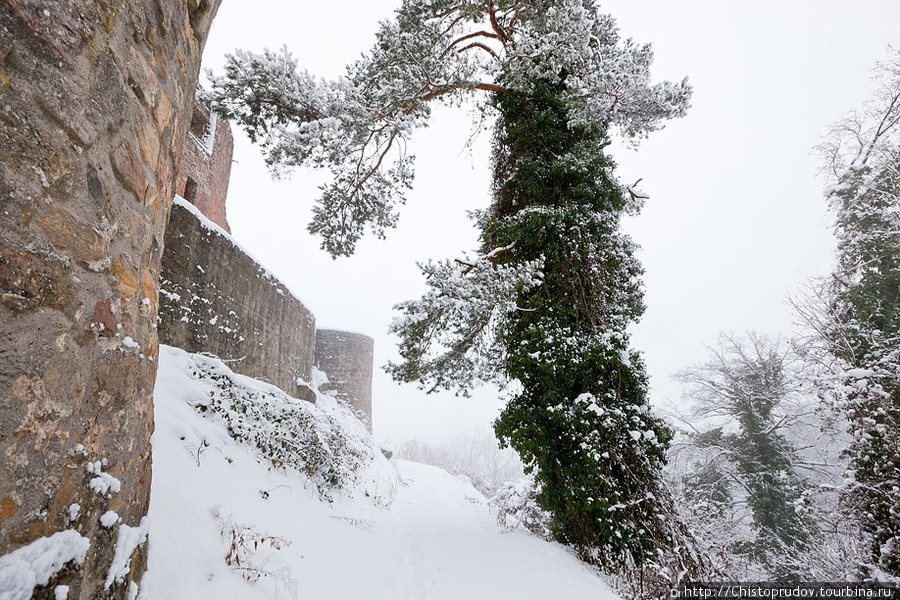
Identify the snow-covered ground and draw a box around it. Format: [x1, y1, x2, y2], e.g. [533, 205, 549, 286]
[139, 346, 617, 600]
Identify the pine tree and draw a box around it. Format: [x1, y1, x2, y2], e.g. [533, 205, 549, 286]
[205, 0, 690, 257]
[207, 0, 703, 581]
[480, 75, 670, 564]
[388, 69, 707, 588]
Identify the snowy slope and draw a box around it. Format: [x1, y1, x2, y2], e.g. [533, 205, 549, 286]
[139, 346, 617, 600]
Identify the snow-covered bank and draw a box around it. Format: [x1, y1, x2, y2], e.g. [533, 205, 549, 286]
[140, 345, 617, 600]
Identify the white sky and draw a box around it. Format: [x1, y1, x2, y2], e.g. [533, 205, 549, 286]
[199, 1, 900, 444]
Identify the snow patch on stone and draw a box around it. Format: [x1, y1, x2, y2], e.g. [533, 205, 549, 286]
[0, 530, 90, 600]
[105, 517, 150, 589]
[87, 461, 122, 497]
[100, 511, 120, 529]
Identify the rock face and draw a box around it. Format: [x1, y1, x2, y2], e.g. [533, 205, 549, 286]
[0, 0, 220, 597]
[158, 200, 318, 401]
[315, 330, 375, 432]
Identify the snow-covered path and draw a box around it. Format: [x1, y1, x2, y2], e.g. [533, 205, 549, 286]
[387, 461, 613, 600]
[139, 347, 617, 600]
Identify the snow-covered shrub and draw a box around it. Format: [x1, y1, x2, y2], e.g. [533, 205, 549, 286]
[489, 480, 552, 540]
[185, 353, 374, 500]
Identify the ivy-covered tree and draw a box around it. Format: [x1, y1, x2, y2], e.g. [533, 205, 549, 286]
[676, 334, 814, 580]
[799, 50, 900, 576]
[207, 0, 703, 581]
[486, 75, 710, 583]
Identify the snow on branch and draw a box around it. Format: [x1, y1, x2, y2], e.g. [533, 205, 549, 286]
[386, 254, 542, 395]
[816, 49, 900, 182]
[455, 241, 517, 274]
[205, 0, 690, 257]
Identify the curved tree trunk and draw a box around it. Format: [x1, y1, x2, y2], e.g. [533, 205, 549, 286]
[0, 0, 220, 596]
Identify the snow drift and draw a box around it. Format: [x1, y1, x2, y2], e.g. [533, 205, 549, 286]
[138, 345, 617, 600]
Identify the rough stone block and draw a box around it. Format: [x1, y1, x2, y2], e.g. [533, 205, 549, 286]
[41, 207, 108, 265]
[0, 1, 222, 596]
[110, 141, 145, 199]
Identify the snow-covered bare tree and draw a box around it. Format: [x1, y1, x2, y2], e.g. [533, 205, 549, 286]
[797, 49, 900, 577]
[207, 0, 703, 582]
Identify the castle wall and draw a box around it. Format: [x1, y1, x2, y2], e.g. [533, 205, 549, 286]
[0, 0, 220, 596]
[315, 330, 375, 432]
[174, 101, 233, 232]
[159, 199, 318, 402]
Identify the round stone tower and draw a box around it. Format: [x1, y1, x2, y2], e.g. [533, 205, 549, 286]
[314, 329, 374, 431]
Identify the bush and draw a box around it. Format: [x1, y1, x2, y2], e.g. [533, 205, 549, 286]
[186, 353, 375, 501]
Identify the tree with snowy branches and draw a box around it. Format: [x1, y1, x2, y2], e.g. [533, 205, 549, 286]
[206, 0, 703, 579]
[204, 0, 689, 257]
[479, 74, 707, 585]
[797, 50, 900, 577]
[675, 333, 814, 580]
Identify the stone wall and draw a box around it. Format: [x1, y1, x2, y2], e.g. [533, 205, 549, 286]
[0, 0, 220, 597]
[157, 199, 376, 422]
[315, 330, 375, 432]
[174, 100, 233, 232]
[158, 199, 318, 402]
